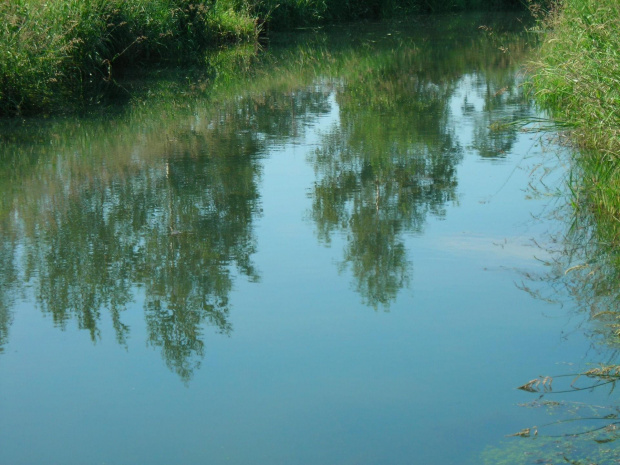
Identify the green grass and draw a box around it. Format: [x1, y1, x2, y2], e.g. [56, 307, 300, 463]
[526, 0, 620, 383]
[0, 0, 526, 116]
[527, 0, 620, 157]
[0, 0, 257, 115]
[527, 0, 620, 265]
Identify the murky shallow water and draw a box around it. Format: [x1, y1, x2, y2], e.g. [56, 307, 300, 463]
[0, 13, 614, 465]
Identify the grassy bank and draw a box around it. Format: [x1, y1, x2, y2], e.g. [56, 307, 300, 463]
[528, 0, 620, 404]
[528, 0, 620, 156]
[528, 0, 620, 246]
[0, 0, 525, 116]
[0, 0, 257, 115]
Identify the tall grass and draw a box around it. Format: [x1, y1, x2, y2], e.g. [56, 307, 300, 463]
[527, 0, 620, 157]
[527, 0, 620, 345]
[0, 0, 526, 116]
[0, 0, 256, 115]
[527, 0, 620, 251]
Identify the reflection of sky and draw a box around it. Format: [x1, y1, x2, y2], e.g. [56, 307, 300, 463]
[428, 231, 551, 263]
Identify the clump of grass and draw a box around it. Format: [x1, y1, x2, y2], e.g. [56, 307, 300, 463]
[526, 0, 620, 282]
[527, 0, 620, 157]
[0, 0, 257, 116]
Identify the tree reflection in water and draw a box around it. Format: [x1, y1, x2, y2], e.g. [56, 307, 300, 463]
[0, 14, 535, 378]
[0, 83, 338, 380]
[308, 21, 531, 308]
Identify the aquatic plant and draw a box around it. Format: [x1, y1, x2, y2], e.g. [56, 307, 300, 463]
[494, 366, 620, 464]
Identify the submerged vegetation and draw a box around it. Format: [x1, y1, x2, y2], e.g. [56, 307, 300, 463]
[0, 0, 526, 116]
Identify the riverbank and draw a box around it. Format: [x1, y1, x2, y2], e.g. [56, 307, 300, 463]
[528, 0, 620, 157]
[529, 0, 620, 239]
[1, 0, 524, 116]
[0, 0, 256, 116]
[528, 0, 620, 355]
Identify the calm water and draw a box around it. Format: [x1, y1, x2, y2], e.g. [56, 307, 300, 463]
[0, 14, 615, 465]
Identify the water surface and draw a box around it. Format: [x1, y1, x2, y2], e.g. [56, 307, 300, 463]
[0, 13, 614, 465]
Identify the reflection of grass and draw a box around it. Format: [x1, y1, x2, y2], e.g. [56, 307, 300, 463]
[506, 148, 620, 463]
[0, 1, 529, 116]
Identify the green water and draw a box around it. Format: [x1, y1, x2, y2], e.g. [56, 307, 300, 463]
[0, 13, 616, 465]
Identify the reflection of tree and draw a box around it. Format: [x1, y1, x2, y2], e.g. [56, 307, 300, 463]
[0, 234, 18, 353]
[0, 14, 535, 373]
[139, 134, 263, 380]
[469, 73, 533, 159]
[18, 127, 264, 382]
[304, 17, 533, 309]
[0, 77, 335, 380]
[310, 48, 464, 309]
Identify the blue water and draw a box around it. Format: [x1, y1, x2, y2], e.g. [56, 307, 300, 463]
[0, 15, 613, 465]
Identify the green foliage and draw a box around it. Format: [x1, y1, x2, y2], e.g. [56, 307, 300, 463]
[248, 0, 524, 30]
[0, 0, 257, 116]
[527, 0, 620, 157]
[0, 0, 529, 115]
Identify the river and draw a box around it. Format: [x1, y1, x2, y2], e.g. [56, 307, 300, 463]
[0, 12, 616, 465]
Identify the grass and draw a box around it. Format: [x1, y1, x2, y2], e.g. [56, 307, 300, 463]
[526, 3, 620, 423]
[526, 0, 620, 276]
[527, 0, 620, 157]
[0, 0, 526, 116]
[0, 0, 257, 115]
